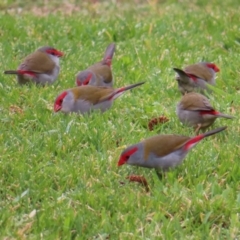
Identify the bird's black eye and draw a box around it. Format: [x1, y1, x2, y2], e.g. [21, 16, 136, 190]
[47, 49, 55, 56]
[125, 155, 130, 160]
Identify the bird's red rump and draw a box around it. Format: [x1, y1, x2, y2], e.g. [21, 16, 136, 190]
[105, 57, 112, 67]
[200, 110, 219, 115]
[18, 70, 36, 77]
[107, 87, 125, 101]
[113, 87, 125, 98]
[187, 73, 197, 82]
[184, 135, 203, 151]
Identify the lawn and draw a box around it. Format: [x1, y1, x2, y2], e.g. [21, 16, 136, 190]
[0, 0, 240, 239]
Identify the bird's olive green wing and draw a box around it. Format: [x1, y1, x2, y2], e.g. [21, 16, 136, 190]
[180, 93, 214, 111]
[184, 64, 213, 82]
[143, 135, 190, 160]
[71, 86, 113, 105]
[88, 64, 112, 84]
[20, 51, 55, 73]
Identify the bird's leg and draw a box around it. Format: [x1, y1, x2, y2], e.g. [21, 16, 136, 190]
[194, 124, 202, 135]
[155, 169, 163, 181]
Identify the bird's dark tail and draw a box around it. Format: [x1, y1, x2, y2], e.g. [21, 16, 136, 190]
[102, 43, 116, 66]
[4, 70, 18, 74]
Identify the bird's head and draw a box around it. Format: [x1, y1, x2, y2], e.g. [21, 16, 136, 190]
[54, 91, 68, 112]
[39, 46, 64, 58]
[118, 146, 138, 166]
[206, 63, 220, 73]
[76, 71, 93, 86]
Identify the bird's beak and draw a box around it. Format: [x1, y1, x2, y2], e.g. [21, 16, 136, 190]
[56, 50, 64, 58]
[117, 161, 124, 166]
[54, 104, 61, 112]
[117, 158, 126, 166]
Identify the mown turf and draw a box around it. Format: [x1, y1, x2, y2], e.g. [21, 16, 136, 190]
[0, 0, 240, 239]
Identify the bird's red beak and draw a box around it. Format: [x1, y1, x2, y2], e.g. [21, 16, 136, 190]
[56, 50, 64, 58]
[54, 104, 61, 112]
[118, 147, 138, 166]
[117, 158, 125, 166]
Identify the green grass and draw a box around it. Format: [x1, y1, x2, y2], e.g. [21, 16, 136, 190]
[1, 0, 240, 239]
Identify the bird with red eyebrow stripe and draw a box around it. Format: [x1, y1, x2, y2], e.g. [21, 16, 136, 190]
[173, 62, 220, 94]
[118, 126, 227, 178]
[54, 81, 144, 114]
[176, 92, 233, 133]
[4, 46, 64, 85]
[76, 43, 115, 87]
